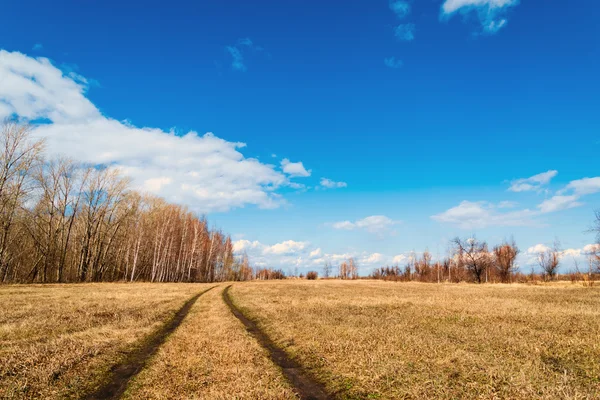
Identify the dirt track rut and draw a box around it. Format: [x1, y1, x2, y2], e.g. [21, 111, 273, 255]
[222, 285, 331, 400]
[84, 286, 215, 400]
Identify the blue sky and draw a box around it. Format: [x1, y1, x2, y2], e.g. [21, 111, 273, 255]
[1, 0, 599, 274]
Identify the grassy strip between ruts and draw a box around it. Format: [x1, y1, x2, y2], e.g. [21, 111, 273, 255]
[231, 280, 600, 400]
[0, 283, 207, 399]
[123, 285, 298, 399]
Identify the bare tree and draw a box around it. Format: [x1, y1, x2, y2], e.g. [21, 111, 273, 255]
[0, 122, 44, 282]
[591, 211, 600, 271]
[349, 257, 358, 279]
[414, 250, 431, 281]
[493, 239, 519, 283]
[339, 261, 348, 279]
[452, 236, 491, 283]
[0, 121, 238, 284]
[323, 261, 331, 279]
[538, 241, 561, 281]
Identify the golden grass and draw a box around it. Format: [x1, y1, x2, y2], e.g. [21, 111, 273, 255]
[0, 283, 207, 399]
[231, 280, 600, 399]
[124, 285, 297, 399]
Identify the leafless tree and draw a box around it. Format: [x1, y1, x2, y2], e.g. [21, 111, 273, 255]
[538, 241, 561, 281]
[452, 236, 491, 283]
[414, 250, 432, 281]
[323, 261, 331, 279]
[349, 257, 358, 279]
[0, 122, 44, 282]
[0, 122, 237, 284]
[493, 239, 519, 283]
[591, 211, 600, 271]
[339, 261, 348, 279]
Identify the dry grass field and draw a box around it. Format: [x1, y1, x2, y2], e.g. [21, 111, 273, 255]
[124, 285, 297, 399]
[2, 280, 599, 399]
[0, 283, 208, 399]
[231, 280, 600, 400]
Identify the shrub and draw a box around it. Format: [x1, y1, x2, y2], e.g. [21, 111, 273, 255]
[306, 271, 318, 280]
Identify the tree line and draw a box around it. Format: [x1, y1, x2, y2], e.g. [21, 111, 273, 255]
[0, 122, 249, 283]
[370, 235, 599, 284]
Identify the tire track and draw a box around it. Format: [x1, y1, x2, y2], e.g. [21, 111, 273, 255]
[222, 285, 331, 400]
[85, 286, 216, 400]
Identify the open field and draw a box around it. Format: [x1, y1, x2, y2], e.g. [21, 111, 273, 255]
[0, 283, 208, 399]
[2, 280, 600, 399]
[232, 281, 600, 399]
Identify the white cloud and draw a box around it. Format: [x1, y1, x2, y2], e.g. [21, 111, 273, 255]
[263, 240, 308, 255]
[583, 244, 600, 254]
[431, 200, 534, 229]
[443, 0, 517, 14]
[392, 254, 407, 264]
[231, 237, 410, 273]
[288, 182, 307, 190]
[527, 243, 599, 263]
[281, 158, 311, 177]
[362, 253, 384, 265]
[320, 178, 347, 189]
[537, 195, 582, 214]
[533, 175, 600, 214]
[331, 215, 400, 234]
[441, 0, 520, 34]
[498, 200, 518, 209]
[0, 50, 308, 213]
[144, 177, 173, 193]
[232, 240, 263, 253]
[434, 170, 600, 228]
[233, 239, 308, 256]
[561, 177, 600, 196]
[527, 244, 551, 254]
[508, 170, 558, 192]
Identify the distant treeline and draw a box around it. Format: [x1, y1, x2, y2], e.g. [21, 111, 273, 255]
[370, 236, 599, 284]
[0, 122, 253, 283]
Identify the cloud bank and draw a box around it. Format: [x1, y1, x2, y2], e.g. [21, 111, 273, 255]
[0, 50, 309, 213]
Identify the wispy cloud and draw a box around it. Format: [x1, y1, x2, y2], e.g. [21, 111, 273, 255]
[537, 195, 582, 214]
[388, 0, 416, 42]
[508, 170, 557, 193]
[537, 176, 600, 214]
[384, 57, 403, 69]
[394, 23, 415, 41]
[431, 200, 536, 229]
[320, 178, 347, 189]
[441, 0, 520, 34]
[389, 0, 411, 19]
[432, 171, 600, 228]
[225, 38, 263, 72]
[226, 46, 246, 72]
[32, 43, 43, 51]
[331, 215, 400, 235]
[560, 177, 600, 196]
